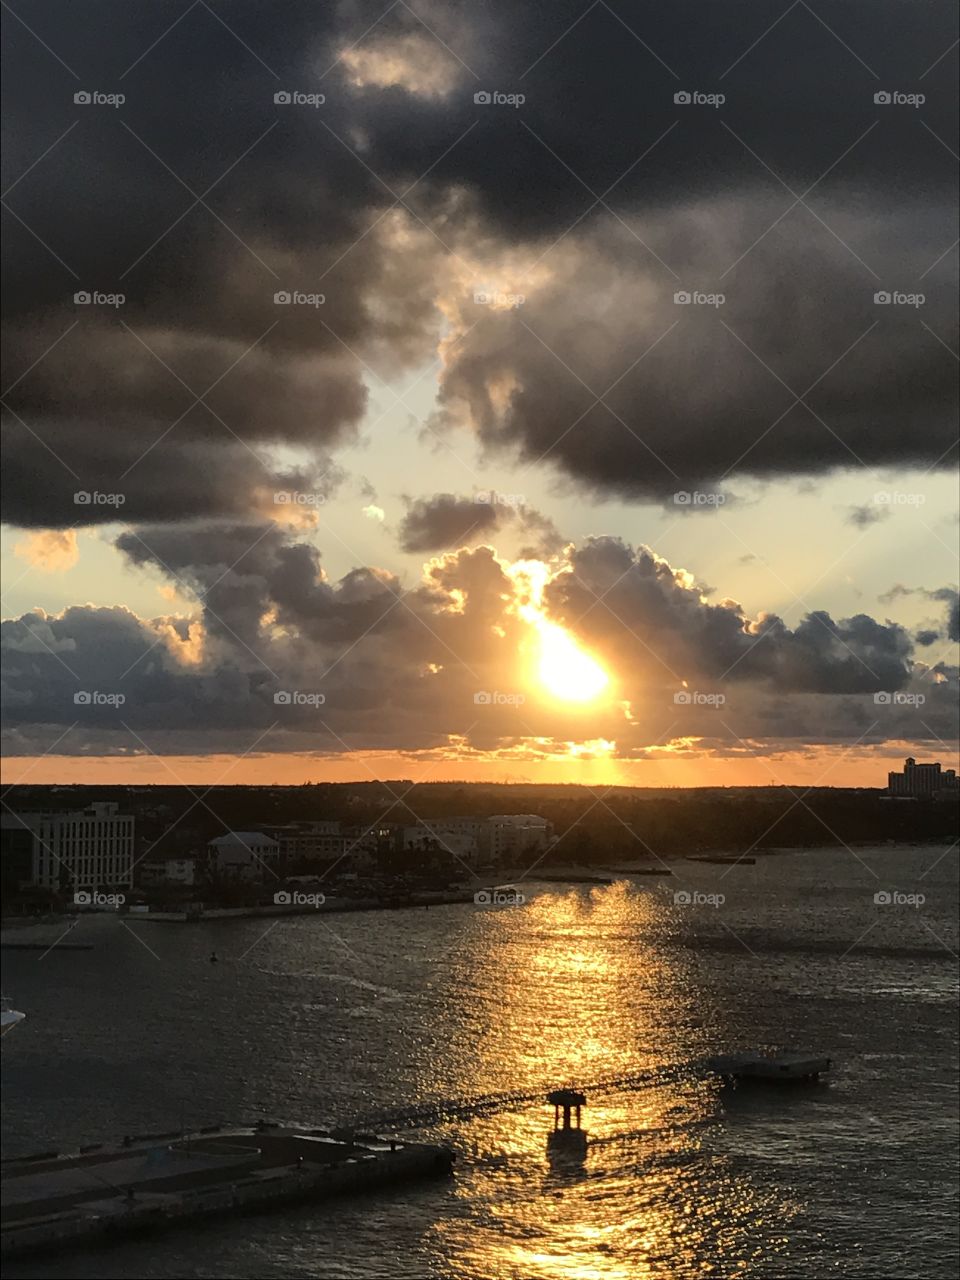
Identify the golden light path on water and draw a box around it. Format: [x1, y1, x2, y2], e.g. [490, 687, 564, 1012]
[422, 884, 783, 1278]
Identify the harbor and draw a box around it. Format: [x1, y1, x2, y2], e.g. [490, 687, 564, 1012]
[1, 1124, 454, 1260]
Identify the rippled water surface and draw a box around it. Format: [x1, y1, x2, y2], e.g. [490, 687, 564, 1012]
[3, 846, 958, 1279]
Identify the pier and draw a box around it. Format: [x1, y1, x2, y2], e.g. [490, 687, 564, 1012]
[1, 1124, 453, 1260]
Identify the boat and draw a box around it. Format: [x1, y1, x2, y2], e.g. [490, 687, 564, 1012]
[709, 1051, 831, 1082]
[1, 996, 26, 1036]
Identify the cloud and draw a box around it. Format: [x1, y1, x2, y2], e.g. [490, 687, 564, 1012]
[339, 31, 464, 99]
[397, 493, 504, 552]
[430, 213, 957, 502]
[1, 4, 957, 769]
[845, 503, 890, 528]
[878, 584, 959, 642]
[13, 529, 79, 573]
[2, 530, 955, 759]
[1, 2, 956, 528]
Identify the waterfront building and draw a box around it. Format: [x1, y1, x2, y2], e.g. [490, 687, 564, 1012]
[397, 818, 483, 868]
[255, 822, 347, 871]
[0, 802, 134, 892]
[887, 758, 959, 798]
[480, 815, 552, 865]
[207, 831, 281, 881]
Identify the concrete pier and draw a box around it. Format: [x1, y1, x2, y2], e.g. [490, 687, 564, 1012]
[1, 1124, 454, 1259]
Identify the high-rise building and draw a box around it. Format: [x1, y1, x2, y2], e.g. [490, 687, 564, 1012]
[887, 757, 959, 797]
[1, 802, 134, 892]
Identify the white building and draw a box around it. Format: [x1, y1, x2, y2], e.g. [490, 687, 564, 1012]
[208, 832, 280, 882]
[481, 815, 552, 865]
[398, 818, 482, 867]
[1, 802, 134, 891]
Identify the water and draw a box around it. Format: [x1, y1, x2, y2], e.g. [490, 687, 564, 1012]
[2, 845, 958, 1279]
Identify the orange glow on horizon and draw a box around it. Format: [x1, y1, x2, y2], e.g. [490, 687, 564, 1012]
[1, 744, 946, 789]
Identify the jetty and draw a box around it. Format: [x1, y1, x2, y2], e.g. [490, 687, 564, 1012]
[1, 1123, 453, 1260]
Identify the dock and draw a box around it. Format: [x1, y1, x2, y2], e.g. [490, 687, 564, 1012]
[1, 1123, 454, 1259]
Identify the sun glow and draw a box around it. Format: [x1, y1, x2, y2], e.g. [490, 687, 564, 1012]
[507, 558, 610, 704]
[537, 619, 609, 702]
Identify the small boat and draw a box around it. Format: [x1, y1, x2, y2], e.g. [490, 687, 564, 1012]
[709, 1051, 831, 1082]
[617, 867, 673, 876]
[1, 996, 26, 1035]
[209, 952, 219, 964]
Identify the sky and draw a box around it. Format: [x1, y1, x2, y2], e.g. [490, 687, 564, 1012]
[1, 0, 958, 787]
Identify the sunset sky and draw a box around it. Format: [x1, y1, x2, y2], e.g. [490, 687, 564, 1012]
[2, 0, 957, 786]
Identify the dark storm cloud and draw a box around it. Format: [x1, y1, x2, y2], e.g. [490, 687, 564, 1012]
[395, 492, 565, 555]
[3, 0, 958, 526]
[545, 536, 918, 695]
[397, 493, 503, 553]
[432, 214, 958, 501]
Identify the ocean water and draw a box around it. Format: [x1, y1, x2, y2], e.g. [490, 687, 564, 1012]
[2, 845, 958, 1279]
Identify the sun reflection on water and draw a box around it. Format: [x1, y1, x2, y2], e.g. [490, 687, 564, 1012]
[422, 883, 783, 1277]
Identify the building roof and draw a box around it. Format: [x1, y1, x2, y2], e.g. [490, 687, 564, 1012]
[209, 832, 279, 848]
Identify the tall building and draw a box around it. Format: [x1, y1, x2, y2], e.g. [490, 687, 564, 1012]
[1, 802, 134, 892]
[887, 758, 959, 797]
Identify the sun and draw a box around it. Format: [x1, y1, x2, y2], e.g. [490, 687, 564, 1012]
[537, 619, 609, 703]
[505, 557, 611, 704]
